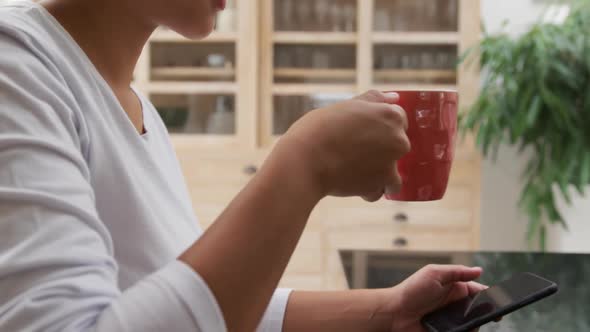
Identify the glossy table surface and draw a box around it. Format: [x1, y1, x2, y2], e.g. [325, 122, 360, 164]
[340, 250, 590, 332]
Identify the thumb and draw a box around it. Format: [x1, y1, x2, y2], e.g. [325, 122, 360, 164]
[384, 165, 403, 196]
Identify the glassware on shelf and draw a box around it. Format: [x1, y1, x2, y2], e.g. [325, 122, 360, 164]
[273, 97, 289, 135]
[279, 0, 294, 30]
[275, 48, 293, 68]
[314, 0, 330, 31]
[207, 54, 226, 68]
[386, 54, 401, 69]
[375, 10, 390, 31]
[391, 0, 410, 31]
[206, 96, 235, 135]
[434, 51, 458, 70]
[274, 96, 304, 135]
[444, 0, 459, 31]
[157, 106, 189, 132]
[277, 0, 356, 32]
[435, 52, 450, 70]
[292, 46, 309, 68]
[312, 50, 330, 69]
[343, 3, 356, 32]
[375, 45, 460, 85]
[383, 0, 440, 32]
[186, 95, 207, 133]
[424, 1, 439, 31]
[399, 54, 411, 70]
[329, 2, 344, 32]
[295, 0, 313, 31]
[420, 52, 436, 70]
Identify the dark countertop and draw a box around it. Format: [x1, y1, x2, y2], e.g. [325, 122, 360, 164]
[340, 250, 590, 332]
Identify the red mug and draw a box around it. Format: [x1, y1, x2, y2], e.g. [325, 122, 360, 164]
[385, 90, 459, 202]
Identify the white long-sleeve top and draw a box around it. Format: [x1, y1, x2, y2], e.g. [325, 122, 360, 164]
[0, 1, 292, 331]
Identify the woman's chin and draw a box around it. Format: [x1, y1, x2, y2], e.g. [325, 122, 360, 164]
[174, 21, 215, 40]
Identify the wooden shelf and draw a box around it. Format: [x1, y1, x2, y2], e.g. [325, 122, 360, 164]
[151, 29, 238, 43]
[152, 67, 236, 79]
[272, 84, 357, 95]
[372, 32, 460, 45]
[274, 68, 356, 80]
[145, 82, 238, 94]
[374, 69, 457, 81]
[273, 32, 357, 45]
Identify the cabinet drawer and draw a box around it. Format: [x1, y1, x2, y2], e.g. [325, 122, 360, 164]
[177, 149, 269, 227]
[319, 206, 472, 230]
[326, 230, 473, 252]
[178, 150, 267, 187]
[319, 186, 474, 230]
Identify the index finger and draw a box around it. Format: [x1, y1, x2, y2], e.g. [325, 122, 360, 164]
[426, 265, 483, 285]
[390, 104, 409, 131]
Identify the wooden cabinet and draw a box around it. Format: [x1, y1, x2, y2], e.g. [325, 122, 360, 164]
[134, 0, 482, 291]
[176, 149, 268, 229]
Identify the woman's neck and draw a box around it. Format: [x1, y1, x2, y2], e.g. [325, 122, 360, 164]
[41, 0, 155, 91]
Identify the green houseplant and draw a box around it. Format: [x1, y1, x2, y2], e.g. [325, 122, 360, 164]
[461, 0, 590, 248]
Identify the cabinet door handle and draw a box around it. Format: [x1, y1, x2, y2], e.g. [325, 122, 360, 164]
[393, 213, 409, 223]
[243, 165, 258, 175]
[393, 237, 409, 248]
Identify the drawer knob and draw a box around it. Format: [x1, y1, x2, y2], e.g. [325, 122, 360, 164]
[394, 213, 409, 223]
[243, 165, 258, 175]
[393, 237, 408, 248]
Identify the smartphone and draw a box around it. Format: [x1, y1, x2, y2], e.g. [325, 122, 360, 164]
[422, 272, 558, 332]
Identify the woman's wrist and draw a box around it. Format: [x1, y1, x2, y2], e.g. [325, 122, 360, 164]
[262, 136, 327, 206]
[386, 286, 415, 332]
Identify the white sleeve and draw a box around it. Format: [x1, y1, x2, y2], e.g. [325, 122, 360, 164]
[256, 289, 293, 332]
[0, 34, 232, 332]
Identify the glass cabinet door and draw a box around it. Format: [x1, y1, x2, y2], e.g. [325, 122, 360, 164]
[371, 0, 461, 90]
[274, 44, 356, 84]
[150, 43, 236, 83]
[134, 0, 257, 148]
[374, 0, 459, 32]
[260, 0, 361, 146]
[274, 0, 358, 32]
[151, 94, 236, 135]
[374, 44, 458, 86]
[272, 93, 354, 136]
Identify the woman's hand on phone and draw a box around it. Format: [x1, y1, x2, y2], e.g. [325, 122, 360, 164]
[276, 90, 410, 202]
[384, 265, 487, 332]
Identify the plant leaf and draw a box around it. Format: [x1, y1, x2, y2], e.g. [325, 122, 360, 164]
[526, 95, 542, 126]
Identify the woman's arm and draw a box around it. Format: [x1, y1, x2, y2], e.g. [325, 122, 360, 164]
[180, 91, 410, 331]
[180, 142, 323, 331]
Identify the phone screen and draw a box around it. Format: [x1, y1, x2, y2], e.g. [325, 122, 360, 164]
[422, 273, 557, 332]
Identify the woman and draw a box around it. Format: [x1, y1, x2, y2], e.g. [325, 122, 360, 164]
[0, 0, 486, 331]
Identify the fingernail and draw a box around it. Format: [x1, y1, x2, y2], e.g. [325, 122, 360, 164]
[384, 92, 399, 99]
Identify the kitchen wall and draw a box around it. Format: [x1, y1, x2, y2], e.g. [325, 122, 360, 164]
[478, 0, 590, 252]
